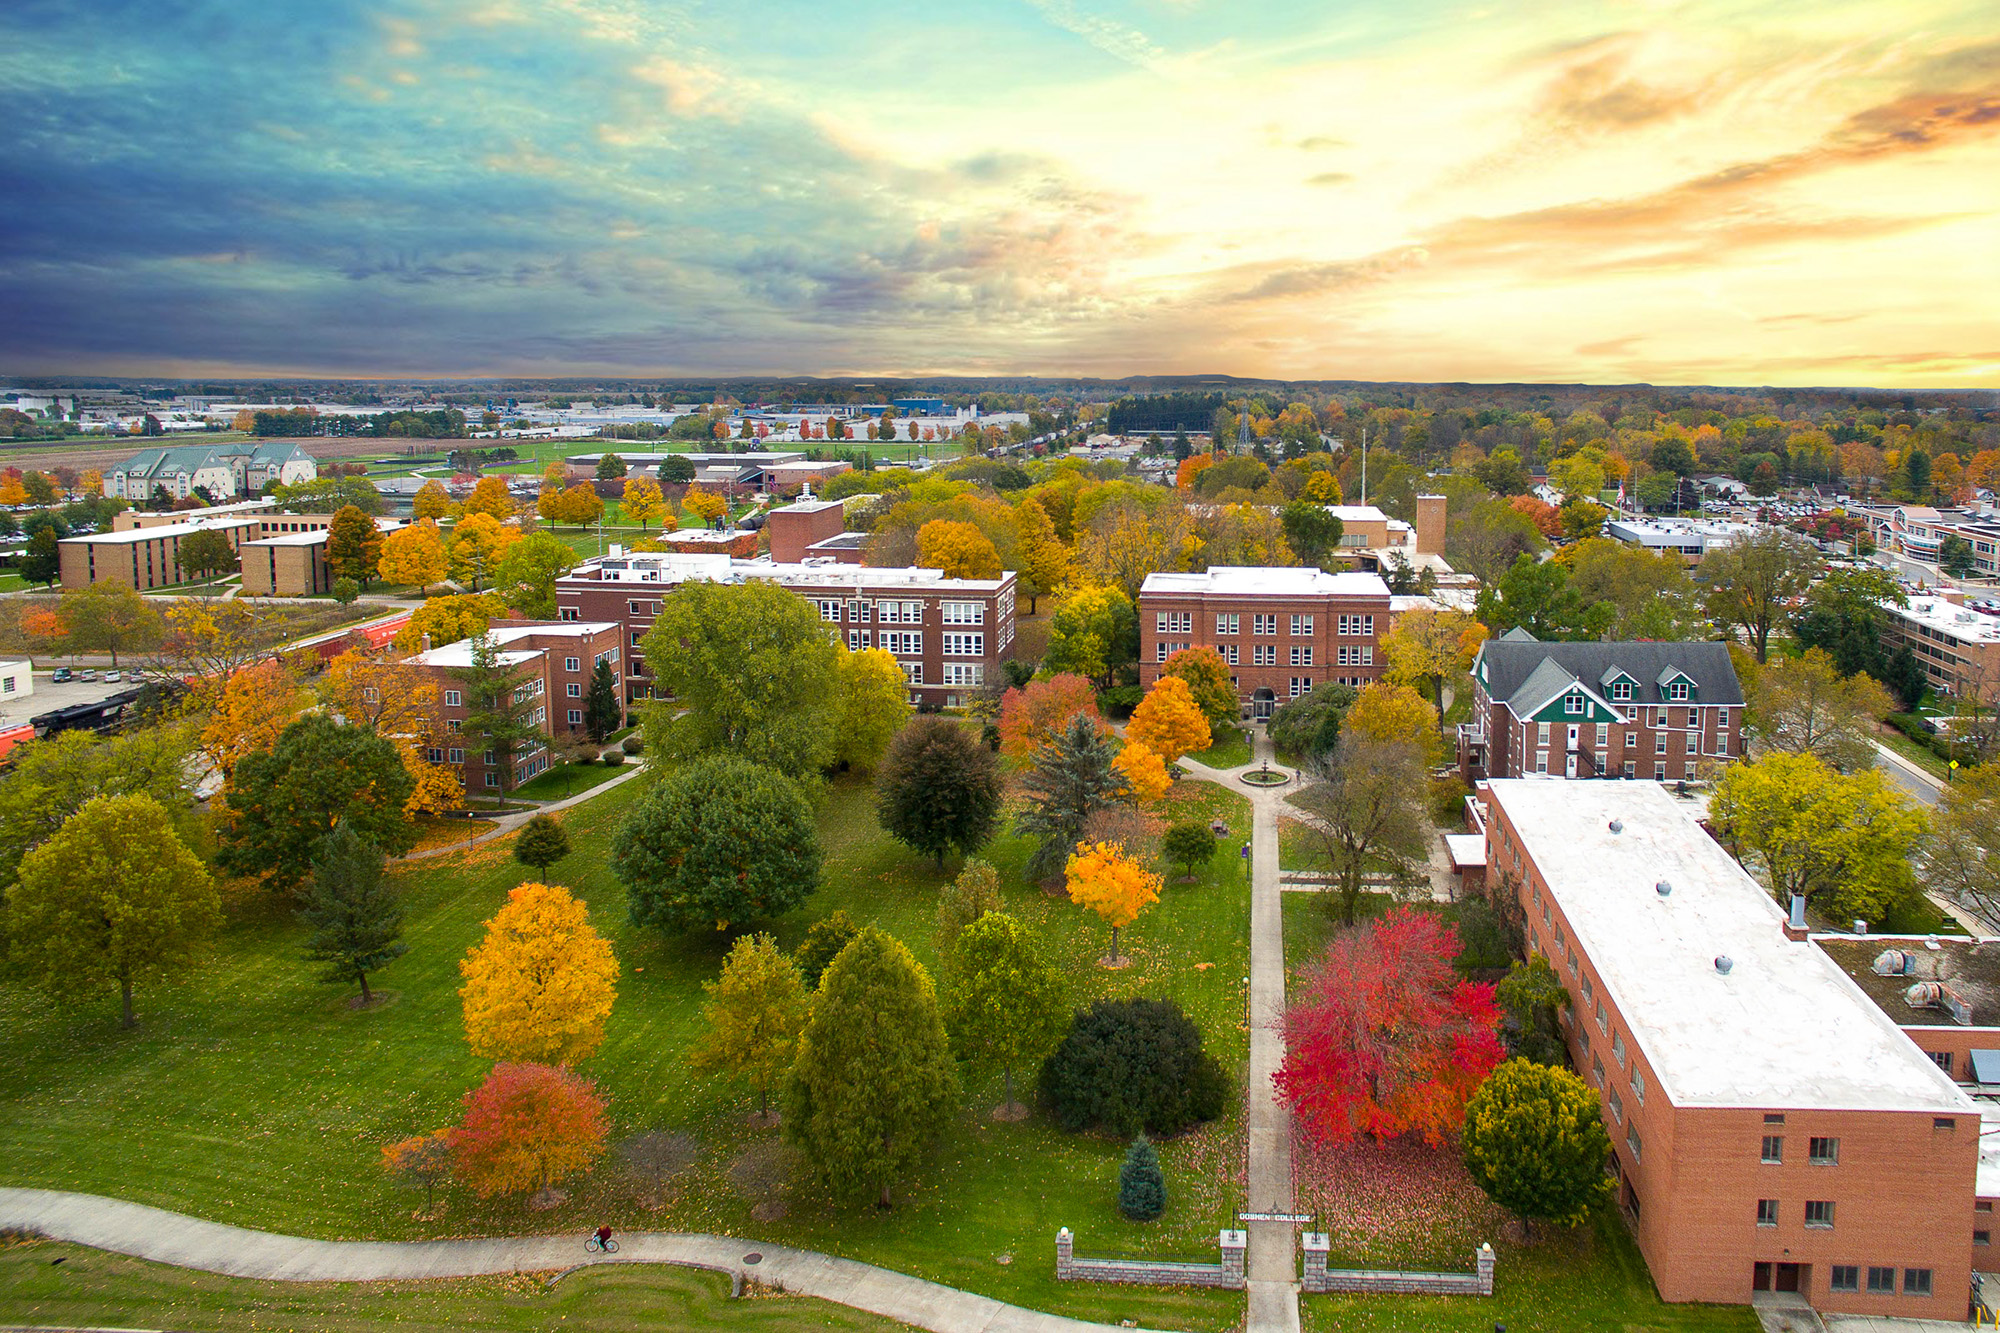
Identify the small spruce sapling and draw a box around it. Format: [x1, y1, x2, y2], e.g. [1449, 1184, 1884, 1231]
[1118, 1133, 1167, 1221]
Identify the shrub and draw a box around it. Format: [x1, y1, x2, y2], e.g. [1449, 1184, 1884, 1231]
[1117, 1132, 1167, 1221]
[601, 749, 626, 766]
[1097, 685, 1144, 719]
[621, 734, 644, 755]
[1039, 997, 1229, 1135]
[794, 910, 859, 989]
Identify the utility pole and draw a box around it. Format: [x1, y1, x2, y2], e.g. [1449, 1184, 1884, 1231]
[1360, 428, 1368, 504]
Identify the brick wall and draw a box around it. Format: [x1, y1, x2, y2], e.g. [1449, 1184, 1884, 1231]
[1301, 1236, 1495, 1296]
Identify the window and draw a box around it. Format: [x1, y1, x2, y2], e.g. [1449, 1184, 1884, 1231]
[1932, 1054, 1954, 1075]
[1565, 691, 1583, 714]
[1904, 1269, 1932, 1297]
[1290, 677, 1311, 698]
[1290, 614, 1314, 635]
[424, 746, 444, 764]
[1655, 732, 1668, 754]
[1291, 645, 1314, 666]
[848, 629, 872, 650]
[1756, 1199, 1778, 1227]
[1157, 641, 1170, 663]
[943, 663, 984, 686]
[1830, 1266, 1859, 1292]
[1608, 1089, 1623, 1122]
[1155, 611, 1192, 634]
[445, 690, 462, 707]
[817, 599, 843, 623]
[1254, 644, 1276, 666]
[1867, 1267, 1895, 1294]
[1592, 1056, 1605, 1085]
[1612, 1033, 1626, 1066]
[1686, 707, 1698, 727]
[1223, 644, 1239, 666]
[1626, 1126, 1641, 1162]
[1656, 708, 1668, 726]
[567, 683, 581, 697]
[1668, 680, 1690, 701]
[1629, 1068, 1645, 1104]
[1580, 974, 1593, 1002]
[1804, 1200, 1834, 1228]
[1982, 1201, 1995, 1213]
[1254, 614, 1277, 635]
[1596, 723, 1608, 747]
[902, 661, 923, 684]
[1762, 1136, 1783, 1164]
[1535, 751, 1548, 774]
[447, 719, 461, 734]
[942, 601, 983, 625]
[1979, 1231, 1992, 1246]
[1654, 762, 1667, 780]
[848, 600, 872, 623]
[1765, 1113, 1786, 1124]
[1595, 1001, 1606, 1031]
[1577, 1025, 1590, 1053]
[567, 709, 582, 725]
[1538, 722, 1551, 745]
[942, 633, 983, 656]
[447, 748, 464, 763]
[1625, 731, 1638, 748]
[565, 656, 580, 672]
[1686, 732, 1699, 755]
[1623, 761, 1635, 777]
[1611, 680, 1633, 701]
[484, 772, 499, 788]
[1216, 613, 1239, 635]
[1809, 1137, 1839, 1165]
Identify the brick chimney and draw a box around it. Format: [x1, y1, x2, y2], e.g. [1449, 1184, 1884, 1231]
[1414, 494, 1446, 557]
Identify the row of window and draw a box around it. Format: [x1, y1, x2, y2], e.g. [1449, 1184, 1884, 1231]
[1538, 711, 1712, 741]
[1760, 1135, 1842, 1165]
[810, 598, 949, 625]
[1828, 1266, 1932, 1297]
[889, 662, 982, 686]
[1155, 613, 1377, 637]
[1756, 1198, 1837, 1227]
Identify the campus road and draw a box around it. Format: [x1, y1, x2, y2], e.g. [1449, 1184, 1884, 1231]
[1871, 738, 1943, 808]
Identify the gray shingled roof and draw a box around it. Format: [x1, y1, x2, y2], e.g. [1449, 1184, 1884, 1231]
[1479, 637, 1744, 707]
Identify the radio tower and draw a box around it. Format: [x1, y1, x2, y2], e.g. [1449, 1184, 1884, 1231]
[1237, 401, 1253, 454]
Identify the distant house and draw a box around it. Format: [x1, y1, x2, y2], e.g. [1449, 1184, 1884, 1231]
[103, 441, 318, 502]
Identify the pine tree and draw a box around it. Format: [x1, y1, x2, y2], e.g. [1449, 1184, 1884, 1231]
[1117, 1133, 1167, 1221]
[783, 927, 959, 1208]
[513, 813, 571, 879]
[452, 634, 542, 790]
[298, 824, 406, 1004]
[583, 659, 622, 742]
[1014, 714, 1133, 881]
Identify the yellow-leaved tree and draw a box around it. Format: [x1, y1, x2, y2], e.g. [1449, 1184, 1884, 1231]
[377, 518, 448, 595]
[622, 475, 668, 530]
[681, 486, 728, 527]
[317, 648, 464, 816]
[462, 475, 516, 520]
[917, 519, 1002, 580]
[392, 592, 509, 654]
[1065, 841, 1161, 965]
[1114, 740, 1172, 805]
[1380, 607, 1486, 714]
[199, 658, 307, 786]
[411, 478, 452, 522]
[460, 882, 620, 1066]
[1126, 675, 1211, 764]
[446, 511, 522, 591]
[1345, 682, 1446, 768]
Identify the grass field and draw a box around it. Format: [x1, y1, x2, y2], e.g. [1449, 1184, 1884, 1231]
[0, 1241, 909, 1332]
[0, 770, 1254, 1332]
[509, 757, 634, 802]
[1185, 723, 1252, 771]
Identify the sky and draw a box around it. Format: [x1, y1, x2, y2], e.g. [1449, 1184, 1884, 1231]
[3, 0, 1998, 387]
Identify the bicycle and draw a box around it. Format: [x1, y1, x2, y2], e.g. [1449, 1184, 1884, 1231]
[585, 1235, 619, 1253]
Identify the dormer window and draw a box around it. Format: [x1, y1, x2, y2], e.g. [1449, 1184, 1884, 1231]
[1668, 681, 1691, 701]
[1611, 681, 1633, 702]
[1565, 692, 1584, 715]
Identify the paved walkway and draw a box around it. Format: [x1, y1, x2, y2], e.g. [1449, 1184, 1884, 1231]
[395, 759, 651, 862]
[0, 1187, 1164, 1333]
[1179, 730, 1301, 1333]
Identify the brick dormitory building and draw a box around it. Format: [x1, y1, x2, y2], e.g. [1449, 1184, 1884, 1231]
[1477, 779, 1983, 1320]
[58, 500, 402, 596]
[553, 548, 1017, 710]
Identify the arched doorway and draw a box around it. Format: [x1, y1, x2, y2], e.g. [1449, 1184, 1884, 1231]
[1252, 687, 1276, 720]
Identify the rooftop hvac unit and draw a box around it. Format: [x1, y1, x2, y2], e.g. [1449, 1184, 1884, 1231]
[1873, 949, 1913, 976]
[1904, 981, 1975, 1025]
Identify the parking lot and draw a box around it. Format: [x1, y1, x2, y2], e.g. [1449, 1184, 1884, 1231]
[0, 671, 147, 730]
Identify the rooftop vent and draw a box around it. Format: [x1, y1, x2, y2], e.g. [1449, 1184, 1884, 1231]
[1872, 949, 1912, 976]
[1715, 955, 1734, 975]
[1608, 819, 1623, 834]
[1655, 880, 1672, 897]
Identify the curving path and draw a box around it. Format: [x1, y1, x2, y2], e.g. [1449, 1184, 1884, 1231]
[0, 1187, 1168, 1333]
[394, 758, 651, 862]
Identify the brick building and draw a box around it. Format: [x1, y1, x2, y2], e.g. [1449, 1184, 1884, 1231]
[1880, 592, 2000, 703]
[59, 516, 267, 591]
[402, 620, 624, 793]
[1482, 779, 1978, 1319]
[1459, 632, 1743, 782]
[554, 551, 1016, 709]
[63, 507, 400, 595]
[767, 499, 847, 563]
[1137, 567, 1392, 719]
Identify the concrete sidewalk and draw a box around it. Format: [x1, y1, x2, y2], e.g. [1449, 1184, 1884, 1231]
[0, 1187, 1169, 1333]
[395, 758, 651, 862]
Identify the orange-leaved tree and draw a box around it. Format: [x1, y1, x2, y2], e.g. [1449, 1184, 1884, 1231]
[1114, 740, 1172, 805]
[459, 882, 620, 1065]
[462, 475, 515, 520]
[997, 673, 1103, 762]
[1160, 646, 1238, 727]
[377, 518, 448, 596]
[199, 658, 307, 786]
[450, 1062, 609, 1205]
[1065, 840, 1161, 965]
[382, 1128, 454, 1218]
[1126, 675, 1210, 764]
[317, 648, 463, 817]
[1174, 453, 1213, 491]
[917, 519, 1002, 580]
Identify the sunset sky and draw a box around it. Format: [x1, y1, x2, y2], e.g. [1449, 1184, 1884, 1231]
[4, 0, 1997, 386]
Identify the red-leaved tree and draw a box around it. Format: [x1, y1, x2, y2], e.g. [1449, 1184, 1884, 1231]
[451, 1062, 610, 1207]
[1274, 907, 1504, 1147]
[997, 673, 1104, 762]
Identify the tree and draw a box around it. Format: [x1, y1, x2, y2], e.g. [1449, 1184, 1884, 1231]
[1929, 767, 2000, 923]
[1699, 529, 1818, 663]
[1118, 1134, 1167, 1221]
[584, 659, 621, 742]
[875, 715, 1004, 867]
[596, 453, 629, 480]
[325, 504, 382, 588]
[640, 581, 841, 777]
[555, 482, 603, 528]
[1494, 955, 1568, 1067]
[412, 479, 452, 521]
[20, 527, 59, 588]
[917, 519, 1002, 579]
[492, 530, 580, 617]
[1276, 907, 1505, 1146]
[943, 911, 1068, 1118]
[1381, 608, 1485, 713]
[6, 794, 220, 1028]
[446, 511, 522, 591]
[691, 932, 808, 1122]
[175, 527, 240, 588]
[1163, 821, 1219, 881]
[1563, 538, 1708, 640]
[783, 926, 960, 1208]
[1476, 554, 1612, 642]
[392, 593, 508, 654]
[453, 633, 543, 790]
[1126, 675, 1211, 764]
[1016, 714, 1133, 881]
[1557, 497, 1608, 542]
[1281, 501, 1345, 567]
[451, 1062, 609, 1205]
[1113, 740, 1172, 804]
[1791, 567, 1907, 680]
[794, 910, 860, 990]
[614, 754, 821, 931]
[378, 518, 448, 595]
[1269, 681, 1357, 761]
[681, 486, 728, 526]
[0, 721, 201, 894]
[936, 859, 1003, 954]
[462, 475, 516, 520]
[1291, 736, 1431, 925]
[1709, 752, 1927, 924]
[1345, 682, 1446, 768]
[1462, 1059, 1612, 1227]
[197, 658, 308, 785]
[1012, 496, 1070, 614]
[621, 475, 667, 530]
[58, 583, 162, 665]
[659, 455, 697, 485]
[218, 715, 417, 891]
[1039, 997, 1228, 1135]
[382, 1130, 454, 1218]
[298, 824, 406, 1005]
[1161, 647, 1237, 727]
[1751, 647, 1894, 773]
[997, 674, 1102, 762]
[513, 813, 572, 879]
[1044, 586, 1138, 688]
[835, 647, 912, 773]
[460, 881, 620, 1065]
[1942, 534, 1979, 578]
[1065, 840, 1161, 964]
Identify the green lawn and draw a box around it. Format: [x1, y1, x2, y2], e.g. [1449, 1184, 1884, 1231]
[1875, 724, 1951, 782]
[1185, 723, 1251, 770]
[0, 1241, 908, 1332]
[510, 757, 634, 802]
[0, 771, 1254, 1332]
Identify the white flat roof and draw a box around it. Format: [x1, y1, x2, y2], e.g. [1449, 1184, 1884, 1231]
[1488, 779, 1972, 1114]
[242, 530, 328, 547]
[62, 517, 263, 544]
[567, 553, 1011, 593]
[403, 621, 617, 667]
[1141, 567, 1391, 598]
[1897, 597, 2000, 644]
[1324, 505, 1390, 523]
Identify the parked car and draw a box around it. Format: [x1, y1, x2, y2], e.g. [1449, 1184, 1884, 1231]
[104, 670, 122, 683]
[51, 667, 71, 682]
[78, 668, 98, 681]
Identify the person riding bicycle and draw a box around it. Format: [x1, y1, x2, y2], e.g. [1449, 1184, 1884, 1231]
[595, 1225, 613, 1250]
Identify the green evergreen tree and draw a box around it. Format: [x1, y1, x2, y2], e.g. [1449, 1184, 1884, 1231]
[513, 813, 571, 879]
[19, 527, 59, 588]
[875, 716, 1003, 868]
[584, 659, 622, 742]
[794, 909, 858, 989]
[452, 633, 542, 790]
[298, 824, 405, 1004]
[1117, 1133, 1167, 1221]
[943, 912, 1067, 1118]
[1495, 955, 1568, 1066]
[1462, 1058, 1613, 1227]
[1013, 714, 1132, 881]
